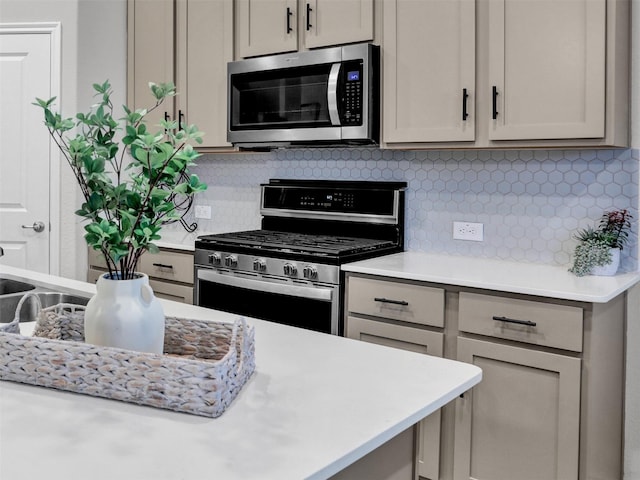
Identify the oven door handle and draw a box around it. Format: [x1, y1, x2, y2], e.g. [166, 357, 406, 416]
[197, 269, 334, 302]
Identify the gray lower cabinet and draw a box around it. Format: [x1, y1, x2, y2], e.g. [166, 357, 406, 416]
[347, 316, 444, 480]
[344, 273, 626, 480]
[346, 276, 446, 480]
[454, 337, 581, 480]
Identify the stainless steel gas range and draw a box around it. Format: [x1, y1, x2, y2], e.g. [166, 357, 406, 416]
[194, 179, 406, 335]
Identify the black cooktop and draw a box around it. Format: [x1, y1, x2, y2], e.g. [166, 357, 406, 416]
[196, 230, 396, 257]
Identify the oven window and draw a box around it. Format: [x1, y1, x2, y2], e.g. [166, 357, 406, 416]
[198, 279, 333, 334]
[230, 64, 333, 130]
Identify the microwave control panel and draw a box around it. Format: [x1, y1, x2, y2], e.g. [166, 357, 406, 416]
[340, 60, 364, 126]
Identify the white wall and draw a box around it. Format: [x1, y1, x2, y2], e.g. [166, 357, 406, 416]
[0, 0, 127, 280]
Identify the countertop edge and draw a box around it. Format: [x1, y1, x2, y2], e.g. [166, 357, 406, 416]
[341, 252, 640, 303]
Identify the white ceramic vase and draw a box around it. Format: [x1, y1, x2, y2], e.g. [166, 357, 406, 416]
[591, 248, 621, 276]
[84, 272, 165, 354]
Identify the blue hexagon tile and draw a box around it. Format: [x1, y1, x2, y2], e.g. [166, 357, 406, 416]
[165, 148, 638, 272]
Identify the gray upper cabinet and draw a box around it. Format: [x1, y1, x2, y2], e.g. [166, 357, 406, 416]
[382, 0, 476, 144]
[127, 0, 175, 131]
[487, 0, 605, 141]
[235, 0, 374, 58]
[381, 0, 630, 149]
[127, 0, 234, 151]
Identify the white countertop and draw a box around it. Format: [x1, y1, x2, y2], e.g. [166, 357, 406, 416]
[0, 265, 481, 480]
[342, 252, 640, 303]
[154, 229, 201, 251]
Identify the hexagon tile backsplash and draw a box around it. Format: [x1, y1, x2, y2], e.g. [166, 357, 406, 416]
[166, 147, 639, 272]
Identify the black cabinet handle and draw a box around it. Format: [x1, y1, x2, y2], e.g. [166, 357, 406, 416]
[374, 297, 409, 306]
[152, 263, 174, 270]
[306, 3, 312, 30]
[492, 86, 499, 120]
[178, 110, 185, 130]
[492, 315, 537, 327]
[286, 7, 293, 33]
[462, 88, 469, 121]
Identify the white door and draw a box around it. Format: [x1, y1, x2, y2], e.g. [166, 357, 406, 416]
[0, 25, 59, 273]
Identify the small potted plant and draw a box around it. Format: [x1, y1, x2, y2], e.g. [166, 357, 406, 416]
[569, 209, 633, 277]
[34, 81, 207, 353]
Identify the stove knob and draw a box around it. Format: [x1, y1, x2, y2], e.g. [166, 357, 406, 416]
[253, 258, 267, 272]
[283, 263, 297, 277]
[303, 265, 318, 280]
[208, 252, 222, 266]
[224, 255, 238, 268]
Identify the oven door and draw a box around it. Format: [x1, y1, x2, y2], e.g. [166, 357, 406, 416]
[195, 268, 340, 335]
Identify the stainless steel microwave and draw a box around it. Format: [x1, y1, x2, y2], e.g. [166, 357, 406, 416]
[227, 43, 379, 148]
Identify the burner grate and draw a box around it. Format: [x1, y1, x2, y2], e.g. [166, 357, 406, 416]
[198, 230, 395, 256]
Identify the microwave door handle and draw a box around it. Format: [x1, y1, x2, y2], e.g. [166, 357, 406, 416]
[327, 63, 341, 125]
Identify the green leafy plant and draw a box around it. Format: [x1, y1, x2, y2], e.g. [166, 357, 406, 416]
[34, 80, 207, 280]
[568, 209, 633, 277]
[568, 237, 613, 277]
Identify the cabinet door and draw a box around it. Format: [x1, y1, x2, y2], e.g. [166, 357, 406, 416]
[382, 0, 475, 143]
[454, 337, 581, 480]
[176, 0, 233, 148]
[127, 0, 175, 129]
[346, 316, 443, 480]
[487, 0, 605, 140]
[303, 0, 373, 49]
[236, 0, 298, 58]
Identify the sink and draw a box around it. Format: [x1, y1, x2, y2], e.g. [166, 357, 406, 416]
[0, 278, 36, 295]
[1, 292, 89, 324]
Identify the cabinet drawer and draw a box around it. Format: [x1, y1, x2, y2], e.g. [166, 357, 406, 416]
[346, 316, 444, 357]
[88, 268, 193, 304]
[347, 276, 444, 328]
[87, 248, 105, 268]
[458, 292, 583, 352]
[88, 248, 194, 285]
[138, 250, 194, 285]
[148, 279, 193, 304]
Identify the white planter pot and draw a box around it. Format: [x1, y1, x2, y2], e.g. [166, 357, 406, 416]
[591, 248, 621, 276]
[84, 272, 165, 354]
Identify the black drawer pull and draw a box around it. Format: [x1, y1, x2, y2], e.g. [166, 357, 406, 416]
[492, 315, 537, 327]
[462, 87, 469, 120]
[306, 3, 313, 30]
[286, 7, 293, 33]
[374, 297, 409, 306]
[492, 86, 499, 119]
[152, 263, 174, 269]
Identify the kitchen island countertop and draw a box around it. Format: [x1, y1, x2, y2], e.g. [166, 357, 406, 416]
[0, 265, 481, 480]
[342, 252, 640, 303]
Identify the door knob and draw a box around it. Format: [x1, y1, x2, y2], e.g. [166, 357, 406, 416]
[22, 221, 46, 233]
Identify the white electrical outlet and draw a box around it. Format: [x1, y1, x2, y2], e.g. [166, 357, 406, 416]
[453, 221, 484, 241]
[194, 205, 212, 219]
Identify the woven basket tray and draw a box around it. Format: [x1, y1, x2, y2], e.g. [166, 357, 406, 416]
[0, 293, 255, 418]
